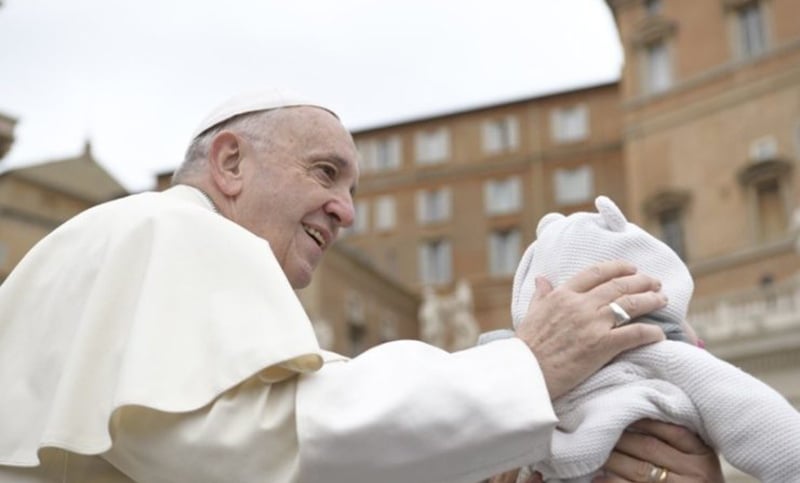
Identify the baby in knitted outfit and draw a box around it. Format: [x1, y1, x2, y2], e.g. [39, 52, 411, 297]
[484, 196, 800, 482]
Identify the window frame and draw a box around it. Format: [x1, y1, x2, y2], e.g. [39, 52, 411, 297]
[641, 39, 673, 95]
[416, 187, 452, 225]
[414, 127, 451, 165]
[374, 195, 397, 232]
[418, 238, 453, 285]
[550, 104, 589, 144]
[482, 116, 520, 154]
[488, 227, 522, 276]
[554, 165, 594, 206]
[735, 1, 767, 59]
[484, 176, 522, 216]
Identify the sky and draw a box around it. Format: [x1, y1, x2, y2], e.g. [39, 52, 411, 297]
[0, 0, 624, 192]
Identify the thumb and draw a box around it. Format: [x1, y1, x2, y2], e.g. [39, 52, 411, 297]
[526, 277, 553, 317]
[533, 276, 553, 300]
[526, 470, 545, 483]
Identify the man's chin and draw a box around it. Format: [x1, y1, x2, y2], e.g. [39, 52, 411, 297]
[290, 278, 312, 290]
[287, 263, 316, 290]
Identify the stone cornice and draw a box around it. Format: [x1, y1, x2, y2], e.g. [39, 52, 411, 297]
[623, 39, 800, 120]
[737, 158, 793, 186]
[0, 205, 64, 229]
[631, 17, 678, 46]
[689, 237, 795, 276]
[356, 141, 622, 195]
[6, 171, 109, 206]
[643, 189, 691, 216]
[721, 0, 759, 10]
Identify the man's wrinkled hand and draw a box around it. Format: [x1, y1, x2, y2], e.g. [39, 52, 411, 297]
[514, 260, 667, 399]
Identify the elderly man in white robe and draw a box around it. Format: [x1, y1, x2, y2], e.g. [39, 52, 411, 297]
[0, 89, 723, 483]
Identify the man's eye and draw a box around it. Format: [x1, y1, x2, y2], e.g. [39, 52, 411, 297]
[321, 165, 337, 179]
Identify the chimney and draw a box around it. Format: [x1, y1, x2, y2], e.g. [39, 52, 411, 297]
[0, 112, 17, 162]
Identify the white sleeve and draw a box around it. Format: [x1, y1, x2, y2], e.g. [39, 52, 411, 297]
[296, 338, 558, 483]
[102, 338, 555, 483]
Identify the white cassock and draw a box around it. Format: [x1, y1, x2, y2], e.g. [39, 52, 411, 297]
[0, 185, 557, 483]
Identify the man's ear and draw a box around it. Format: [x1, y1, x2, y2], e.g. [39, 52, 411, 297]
[208, 131, 245, 197]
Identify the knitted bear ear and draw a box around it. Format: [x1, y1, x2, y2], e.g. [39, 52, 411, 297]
[595, 196, 627, 232]
[536, 213, 565, 237]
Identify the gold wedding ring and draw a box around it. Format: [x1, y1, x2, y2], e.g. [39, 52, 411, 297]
[647, 465, 669, 483]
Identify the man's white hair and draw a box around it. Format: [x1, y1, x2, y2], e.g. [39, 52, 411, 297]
[173, 110, 277, 184]
[172, 88, 337, 184]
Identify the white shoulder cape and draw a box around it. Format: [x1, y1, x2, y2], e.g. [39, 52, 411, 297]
[0, 185, 323, 466]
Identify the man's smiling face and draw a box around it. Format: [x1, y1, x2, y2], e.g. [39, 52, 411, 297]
[228, 106, 359, 289]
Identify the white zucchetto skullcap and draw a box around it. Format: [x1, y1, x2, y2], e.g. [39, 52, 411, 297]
[190, 87, 338, 140]
[511, 196, 693, 340]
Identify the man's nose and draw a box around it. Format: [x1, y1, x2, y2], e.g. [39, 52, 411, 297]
[325, 193, 355, 228]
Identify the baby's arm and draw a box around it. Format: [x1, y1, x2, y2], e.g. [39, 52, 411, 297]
[657, 342, 800, 481]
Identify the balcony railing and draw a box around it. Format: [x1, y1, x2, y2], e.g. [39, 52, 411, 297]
[688, 274, 800, 343]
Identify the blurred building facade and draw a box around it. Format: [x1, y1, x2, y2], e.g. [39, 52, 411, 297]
[0, 139, 127, 281]
[346, 0, 800, 478]
[345, 82, 626, 334]
[613, 1, 799, 478]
